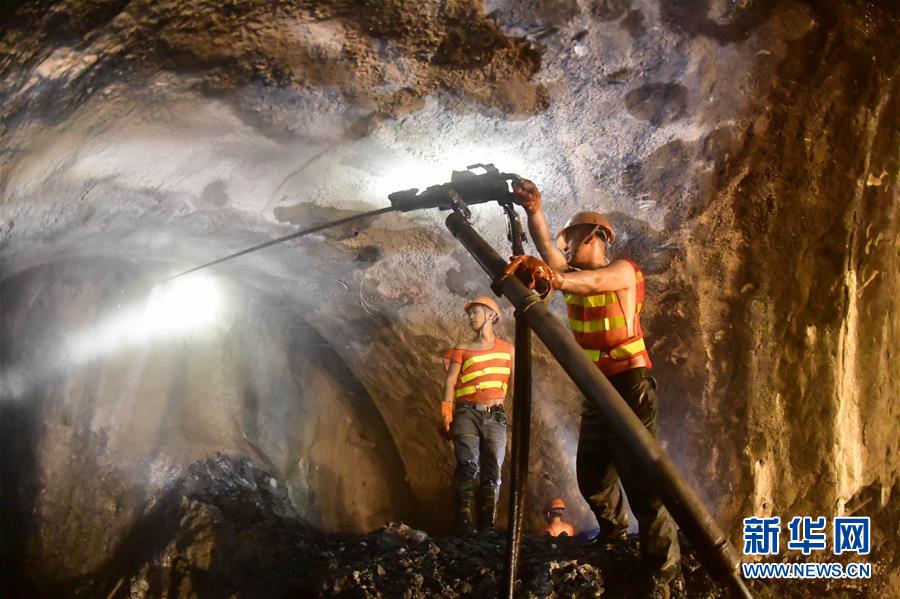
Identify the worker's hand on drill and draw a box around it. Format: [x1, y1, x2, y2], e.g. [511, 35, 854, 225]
[511, 178, 542, 215]
[439, 402, 454, 441]
[504, 255, 564, 292]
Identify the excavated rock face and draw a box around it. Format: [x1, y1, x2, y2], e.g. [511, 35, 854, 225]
[1, 0, 898, 595]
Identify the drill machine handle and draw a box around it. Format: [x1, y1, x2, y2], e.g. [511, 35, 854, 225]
[387, 164, 522, 213]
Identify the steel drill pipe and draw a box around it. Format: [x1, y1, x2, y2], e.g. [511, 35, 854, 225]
[503, 315, 532, 598]
[446, 212, 752, 599]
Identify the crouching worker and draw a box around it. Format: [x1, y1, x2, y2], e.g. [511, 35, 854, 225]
[440, 296, 513, 535]
[544, 498, 576, 538]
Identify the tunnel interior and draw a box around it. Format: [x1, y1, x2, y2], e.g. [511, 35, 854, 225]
[1, 0, 898, 597]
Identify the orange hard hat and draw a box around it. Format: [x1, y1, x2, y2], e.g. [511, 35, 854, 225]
[544, 498, 566, 511]
[556, 211, 615, 251]
[464, 295, 501, 320]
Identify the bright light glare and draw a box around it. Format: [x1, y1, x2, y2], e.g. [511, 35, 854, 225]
[375, 160, 460, 198]
[0, 275, 224, 402]
[70, 274, 224, 362]
[141, 275, 222, 336]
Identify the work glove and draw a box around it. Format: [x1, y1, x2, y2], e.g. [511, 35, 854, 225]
[504, 255, 564, 292]
[511, 178, 542, 215]
[440, 401, 454, 440]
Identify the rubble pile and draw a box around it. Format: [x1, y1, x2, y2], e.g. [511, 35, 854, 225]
[58, 455, 730, 598]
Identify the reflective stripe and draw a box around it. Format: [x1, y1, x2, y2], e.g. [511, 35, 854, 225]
[583, 348, 605, 361]
[455, 381, 509, 397]
[610, 337, 646, 359]
[568, 315, 627, 333]
[582, 337, 646, 362]
[459, 366, 511, 384]
[564, 293, 617, 308]
[461, 352, 511, 371]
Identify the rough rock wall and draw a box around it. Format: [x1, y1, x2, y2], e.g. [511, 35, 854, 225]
[673, 0, 900, 526]
[1, 0, 897, 590]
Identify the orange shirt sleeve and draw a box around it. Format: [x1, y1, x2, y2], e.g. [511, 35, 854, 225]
[442, 347, 465, 371]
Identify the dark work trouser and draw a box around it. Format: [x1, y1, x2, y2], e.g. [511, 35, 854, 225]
[452, 402, 508, 492]
[576, 367, 681, 582]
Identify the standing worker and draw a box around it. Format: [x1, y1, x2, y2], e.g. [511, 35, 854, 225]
[504, 179, 681, 595]
[543, 498, 576, 537]
[441, 296, 513, 535]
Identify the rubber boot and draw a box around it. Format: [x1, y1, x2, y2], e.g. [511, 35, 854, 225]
[477, 485, 500, 533]
[454, 479, 477, 536]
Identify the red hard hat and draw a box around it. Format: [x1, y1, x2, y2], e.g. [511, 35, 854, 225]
[464, 295, 501, 320]
[556, 211, 615, 252]
[544, 498, 566, 511]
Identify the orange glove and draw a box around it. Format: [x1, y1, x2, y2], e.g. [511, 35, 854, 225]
[504, 255, 564, 291]
[440, 402, 454, 440]
[511, 178, 542, 215]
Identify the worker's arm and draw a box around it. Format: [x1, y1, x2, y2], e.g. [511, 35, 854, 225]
[440, 360, 462, 437]
[525, 209, 569, 272]
[512, 179, 569, 271]
[443, 360, 462, 404]
[556, 259, 635, 295]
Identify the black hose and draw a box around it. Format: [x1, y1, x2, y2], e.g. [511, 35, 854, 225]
[162, 206, 396, 282]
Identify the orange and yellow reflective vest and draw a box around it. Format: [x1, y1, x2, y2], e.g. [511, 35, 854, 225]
[443, 339, 513, 404]
[563, 259, 652, 377]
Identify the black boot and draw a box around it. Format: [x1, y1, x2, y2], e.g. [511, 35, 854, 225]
[454, 479, 477, 536]
[477, 485, 500, 533]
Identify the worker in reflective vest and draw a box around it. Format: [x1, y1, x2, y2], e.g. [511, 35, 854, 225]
[505, 179, 681, 589]
[544, 498, 576, 538]
[441, 295, 513, 534]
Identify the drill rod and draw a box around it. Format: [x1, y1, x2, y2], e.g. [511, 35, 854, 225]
[503, 312, 532, 597]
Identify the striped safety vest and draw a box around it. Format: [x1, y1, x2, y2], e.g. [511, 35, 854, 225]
[563, 259, 652, 377]
[446, 339, 513, 403]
